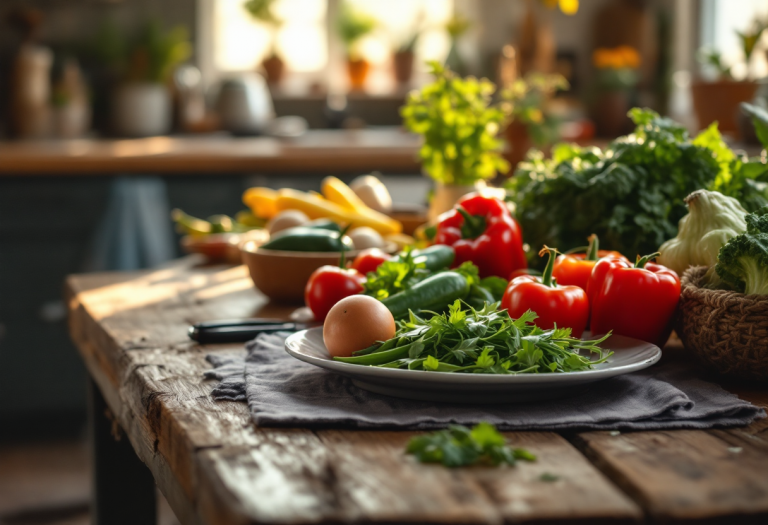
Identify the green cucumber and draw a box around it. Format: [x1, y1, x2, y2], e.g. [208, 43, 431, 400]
[303, 219, 341, 232]
[261, 227, 352, 252]
[381, 272, 469, 319]
[401, 245, 455, 272]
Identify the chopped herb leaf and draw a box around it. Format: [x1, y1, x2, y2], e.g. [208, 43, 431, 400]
[406, 423, 537, 468]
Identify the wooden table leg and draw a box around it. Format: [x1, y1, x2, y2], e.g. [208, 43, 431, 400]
[89, 379, 157, 525]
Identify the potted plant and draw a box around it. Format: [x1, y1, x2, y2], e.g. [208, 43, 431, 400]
[502, 72, 568, 169]
[393, 15, 423, 87]
[591, 45, 641, 137]
[244, 0, 284, 85]
[337, 3, 377, 91]
[112, 21, 191, 137]
[401, 62, 510, 221]
[693, 17, 765, 139]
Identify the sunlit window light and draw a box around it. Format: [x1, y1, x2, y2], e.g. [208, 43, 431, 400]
[212, 0, 453, 91]
[213, 0, 326, 73]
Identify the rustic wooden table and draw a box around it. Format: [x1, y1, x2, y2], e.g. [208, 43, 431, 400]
[66, 259, 768, 525]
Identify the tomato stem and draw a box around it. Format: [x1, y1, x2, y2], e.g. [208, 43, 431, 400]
[586, 234, 599, 261]
[538, 245, 558, 287]
[338, 224, 352, 268]
[634, 252, 660, 269]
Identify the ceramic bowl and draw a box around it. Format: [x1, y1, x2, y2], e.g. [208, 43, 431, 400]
[181, 233, 243, 264]
[241, 240, 397, 304]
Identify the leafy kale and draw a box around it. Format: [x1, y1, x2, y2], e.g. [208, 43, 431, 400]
[715, 205, 768, 295]
[337, 301, 612, 374]
[406, 422, 537, 468]
[507, 107, 768, 265]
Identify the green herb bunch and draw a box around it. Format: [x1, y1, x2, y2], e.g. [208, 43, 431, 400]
[401, 62, 510, 186]
[363, 249, 431, 300]
[362, 251, 507, 304]
[507, 107, 768, 264]
[407, 422, 536, 468]
[334, 301, 612, 373]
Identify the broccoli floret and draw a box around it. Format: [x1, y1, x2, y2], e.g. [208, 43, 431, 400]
[715, 205, 768, 295]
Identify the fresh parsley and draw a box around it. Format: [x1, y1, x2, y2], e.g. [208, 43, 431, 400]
[406, 422, 537, 468]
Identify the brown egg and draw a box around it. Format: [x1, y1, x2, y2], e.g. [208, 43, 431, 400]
[323, 295, 396, 358]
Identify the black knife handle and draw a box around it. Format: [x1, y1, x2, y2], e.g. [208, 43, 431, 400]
[189, 321, 297, 344]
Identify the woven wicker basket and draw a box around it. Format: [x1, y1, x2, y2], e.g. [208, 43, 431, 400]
[677, 266, 768, 380]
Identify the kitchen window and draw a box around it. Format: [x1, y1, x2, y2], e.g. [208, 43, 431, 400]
[199, 0, 454, 94]
[700, 0, 768, 79]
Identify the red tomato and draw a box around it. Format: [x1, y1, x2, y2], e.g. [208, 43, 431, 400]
[351, 248, 392, 275]
[305, 266, 365, 321]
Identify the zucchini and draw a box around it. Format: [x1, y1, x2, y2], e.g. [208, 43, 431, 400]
[304, 219, 341, 232]
[261, 227, 352, 252]
[401, 245, 455, 272]
[381, 272, 469, 319]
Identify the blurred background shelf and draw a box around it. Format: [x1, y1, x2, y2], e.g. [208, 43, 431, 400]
[0, 129, 422, 176]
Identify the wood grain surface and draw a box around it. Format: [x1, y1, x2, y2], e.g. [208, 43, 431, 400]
[1, 130, 420, 175]
[66, 260, 767, 524]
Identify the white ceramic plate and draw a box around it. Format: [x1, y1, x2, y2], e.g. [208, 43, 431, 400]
[284, 328, 662, 403]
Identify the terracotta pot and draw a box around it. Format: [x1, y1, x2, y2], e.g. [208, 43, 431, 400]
[347, 58, 370, 91]
[261, 55, 285, 85]
[393, 51, 414, 85]
[428, 181, 487, 223]
[504, 121, 534, 171]
[691, 80, 758, 139]
[592, 90, 632, 138]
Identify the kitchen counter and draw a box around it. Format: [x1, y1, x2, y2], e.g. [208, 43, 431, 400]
[0, 129, 422, 175]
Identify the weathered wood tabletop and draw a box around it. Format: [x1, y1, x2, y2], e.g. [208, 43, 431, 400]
[66, 259, 768, 525]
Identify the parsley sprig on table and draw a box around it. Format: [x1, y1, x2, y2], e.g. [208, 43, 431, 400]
[407, 423, 537, 467]
[335, 301, 612, 373]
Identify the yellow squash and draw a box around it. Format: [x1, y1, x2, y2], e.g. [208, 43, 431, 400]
[242, 187, 279, 218]
[275, 188, 401, 235]
[321, 176, 401, 234]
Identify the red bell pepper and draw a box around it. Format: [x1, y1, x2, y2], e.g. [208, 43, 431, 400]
[552, 234, 628, 292]
[588, 252, 680, 346]
[500, 247, 589, 338]
[434, 194, 526, 279]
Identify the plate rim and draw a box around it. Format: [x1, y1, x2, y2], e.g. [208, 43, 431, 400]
[284, 327, 662, 385]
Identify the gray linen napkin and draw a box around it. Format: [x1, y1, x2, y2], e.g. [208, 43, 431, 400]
[205, 333, 765, 430]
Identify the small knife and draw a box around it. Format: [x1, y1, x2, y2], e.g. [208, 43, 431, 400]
[188, 318, 312, 344]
